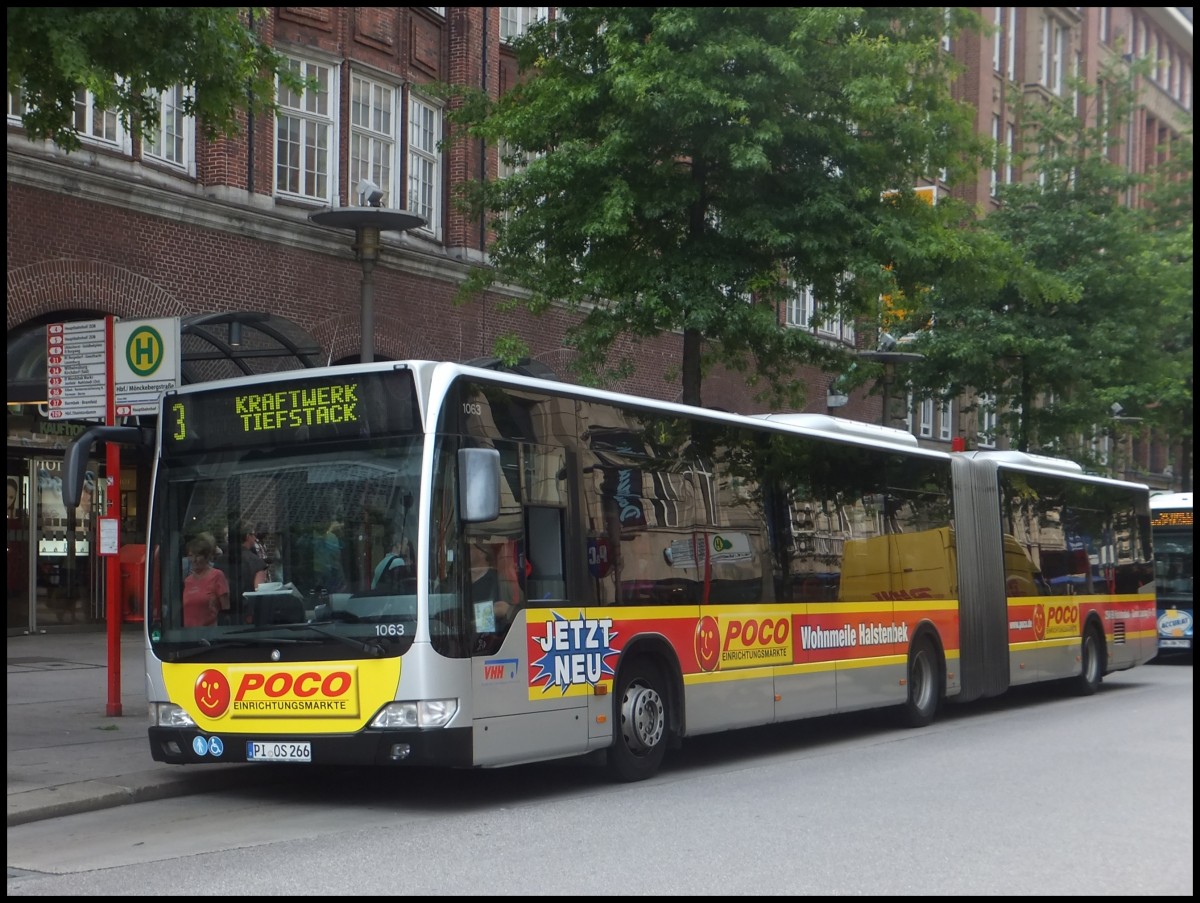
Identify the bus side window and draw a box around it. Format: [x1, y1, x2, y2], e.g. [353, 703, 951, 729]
[527, 507, 566, 602]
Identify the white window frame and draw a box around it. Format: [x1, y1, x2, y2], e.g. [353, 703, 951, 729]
[497, 137, 531, 182]
[993, 8, 1003, 73]
[785, 280, 815, 329]
[407, 91, 442, 238]
[1005, 8, 1017, 82]
[977, 394, 998, 448]
[1040, 15, 1066, 96]
[8, 87, 27, 124]
[1004, 122, 1015, 186]
[938, 396, 954, 442]
[500, 7, 547, 43]
[349, 72, 398, 207]
[143, 84, 194, 174]
[918, 397, 934, 438]
[990, 115, 1001, 197]
[73, 88, 130, 152]
[275, 55, 337, 205]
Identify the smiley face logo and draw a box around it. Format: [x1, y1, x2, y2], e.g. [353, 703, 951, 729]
[1032, 604, 1046, 641]
[195, 669, 231, 718]
[695, 615, 721, 672]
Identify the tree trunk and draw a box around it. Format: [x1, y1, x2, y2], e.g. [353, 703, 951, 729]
[681, 327, 702, 408]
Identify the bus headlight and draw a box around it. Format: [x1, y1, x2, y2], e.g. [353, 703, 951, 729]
[370, 699, 459, 729]
[149, 702, 197, 729]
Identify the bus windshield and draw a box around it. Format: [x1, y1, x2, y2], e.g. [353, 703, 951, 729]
[148, 437, 424, 662]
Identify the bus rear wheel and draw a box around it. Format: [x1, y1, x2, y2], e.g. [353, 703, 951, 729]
[903, 637, 940, 728]
[1073, 624, 1104, 696]
[608, 658, 668, 782]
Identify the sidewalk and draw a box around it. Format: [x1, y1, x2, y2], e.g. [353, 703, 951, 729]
[7, 626, 265, 827]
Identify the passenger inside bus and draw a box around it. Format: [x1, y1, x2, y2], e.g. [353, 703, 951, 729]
[372, 535, 414, 590]
[469, 541, 524, 653]
[182, 533, 230, 627]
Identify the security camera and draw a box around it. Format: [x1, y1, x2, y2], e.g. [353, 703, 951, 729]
[358, 179, 385, 208]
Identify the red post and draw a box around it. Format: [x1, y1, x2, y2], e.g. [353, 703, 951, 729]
[105, 315, 122, 717]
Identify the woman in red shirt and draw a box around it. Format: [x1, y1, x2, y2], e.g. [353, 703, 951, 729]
[182, 533, 230, 627]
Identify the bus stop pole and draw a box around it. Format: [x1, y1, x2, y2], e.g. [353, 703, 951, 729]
[105, 315, 122, 717]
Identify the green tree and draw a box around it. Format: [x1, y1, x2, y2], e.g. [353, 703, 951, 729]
[7, 7, 305, 152]
[446, 7, 990, 407]
[905, 55, 1193, 466]
[1141, 127, 1193, 487]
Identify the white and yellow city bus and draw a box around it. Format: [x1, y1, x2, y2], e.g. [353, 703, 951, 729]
[63, 361, 1158, 781]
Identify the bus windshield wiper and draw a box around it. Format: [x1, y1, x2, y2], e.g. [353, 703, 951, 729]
[272, 623, 387, 657]
[167, 634, 316, 662]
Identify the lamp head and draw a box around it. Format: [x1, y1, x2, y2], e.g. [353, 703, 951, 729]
[358, 179, 385, 208]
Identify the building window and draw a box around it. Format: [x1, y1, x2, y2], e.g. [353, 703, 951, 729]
[1040, 15, 1066, 96]
[275, 56, 335, 203]
[143, 85, 193, 173]
[1004, 122, 1015, 186]
[977, 394, 998, 448]
[349, 73, 396, 206]
[938, 396, 954, 442]
[8, 87, 26, 123]
[785, 282, 815, 330]
[500, 7, 547, 43]
[990, 115, 1001, 197]
[992, 8, 1019, 81]
[73, 89, 129, 150]
[407, 92, 442, 237]
[919, 398, 934, 438]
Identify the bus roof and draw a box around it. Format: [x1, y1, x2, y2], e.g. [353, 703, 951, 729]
[1150, 491, 1192, 510]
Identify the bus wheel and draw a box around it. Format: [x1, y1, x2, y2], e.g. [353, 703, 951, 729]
[1074, 625, 1104, 696]
[609, 658, 668, 782]
[903, 637, 940, 728]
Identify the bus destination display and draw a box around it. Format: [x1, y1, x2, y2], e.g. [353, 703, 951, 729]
[1151, 510, 1193, 528]
[163, 371, 417, 455]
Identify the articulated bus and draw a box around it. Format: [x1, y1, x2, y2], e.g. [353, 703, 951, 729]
[63, 361, 1157, 781]
[1149, 492, 1193, 658]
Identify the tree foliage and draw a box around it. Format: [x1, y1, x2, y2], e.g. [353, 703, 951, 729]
[7, 7, 306, 152]
[446, 7, 990, 407]
[904, 54, 1193, 469]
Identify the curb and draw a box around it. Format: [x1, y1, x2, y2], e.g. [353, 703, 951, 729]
[6, 765, 281, 827]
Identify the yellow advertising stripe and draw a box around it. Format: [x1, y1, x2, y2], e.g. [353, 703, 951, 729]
[830, 653, 908, 671]
[1011, 637, 1081, 652]
[684, 665, 780, 686]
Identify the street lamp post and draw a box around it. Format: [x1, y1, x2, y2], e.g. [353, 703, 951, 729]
[309, 197, 425, 363]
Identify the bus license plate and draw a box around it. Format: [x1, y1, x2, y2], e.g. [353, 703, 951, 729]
[247, 741, 311, 762]
[1159, 639, 1190, 649]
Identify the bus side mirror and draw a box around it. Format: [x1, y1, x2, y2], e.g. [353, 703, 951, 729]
[62, 425, 149, 509]
[459, 447, 501, 523]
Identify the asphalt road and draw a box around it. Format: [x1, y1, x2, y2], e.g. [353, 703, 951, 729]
[7, 658, 1193, 896]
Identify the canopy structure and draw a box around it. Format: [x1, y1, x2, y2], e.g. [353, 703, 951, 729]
[6, 312, 323, 406]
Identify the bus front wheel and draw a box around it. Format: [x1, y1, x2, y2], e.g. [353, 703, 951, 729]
[903, 637, 940, 728]
[608, 658, 668, 782]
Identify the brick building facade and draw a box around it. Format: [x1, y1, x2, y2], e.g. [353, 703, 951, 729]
[6, 7, 1191, 632]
